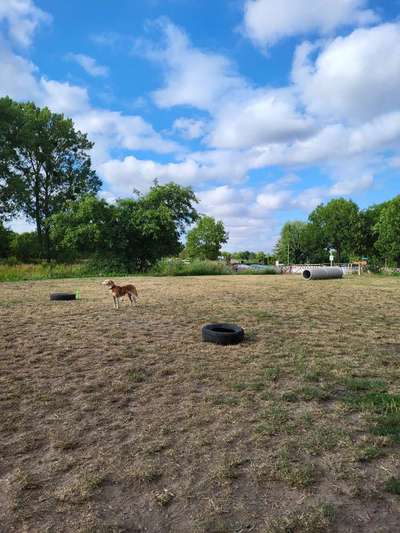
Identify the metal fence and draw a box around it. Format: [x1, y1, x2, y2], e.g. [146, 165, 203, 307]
[280, 263, 357, 275]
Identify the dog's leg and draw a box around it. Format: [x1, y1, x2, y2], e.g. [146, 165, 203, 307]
[128, 293, 133, 306]
[113, 296, 117, 309]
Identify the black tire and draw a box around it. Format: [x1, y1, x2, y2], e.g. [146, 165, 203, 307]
[50, 293, 76, 301]
[202, 323, 244, 345]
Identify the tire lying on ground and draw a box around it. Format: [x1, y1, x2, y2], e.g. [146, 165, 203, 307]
[202, 323, 244, 345]
[50, 293, 76, 301]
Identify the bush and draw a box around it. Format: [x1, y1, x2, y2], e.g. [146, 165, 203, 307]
[11, 232, 41, 262]
[80, 256, 131, 277]
[151, 258, 231, 276]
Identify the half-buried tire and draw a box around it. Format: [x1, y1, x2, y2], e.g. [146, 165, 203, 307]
[202, 323, 244, 345]
[50, 293, 76, 301]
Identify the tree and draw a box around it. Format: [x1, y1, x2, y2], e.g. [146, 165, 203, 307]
[308, 199, 361, 262]
[275, 221, 309, 264]
[185, 216, 228, 260]
[0, 97, 101, 259]
[11, 232, 41, 262]
[137, 182, 198, 235]
[0, 222, 14, 258]
[49, 183, 199, 269]
[375, 196, 400, 266]
[255, 251, 267, 264]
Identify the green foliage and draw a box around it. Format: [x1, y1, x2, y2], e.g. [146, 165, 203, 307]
[151, 258, 231, 276]
[274, 221, 309, 263]
[185, 216, 228, 260]
[11, 232, 41, 262]
[0, 97, 101, 259]
[0, 222, 14, 258]
[49, 183, 199, 270]
[308, 198, 361, 262]
[375, 195, 400, 265]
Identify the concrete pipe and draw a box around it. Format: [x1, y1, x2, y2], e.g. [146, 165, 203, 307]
[302, 267, 343, 280]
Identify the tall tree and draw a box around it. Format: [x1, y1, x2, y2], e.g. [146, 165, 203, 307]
[0, 97, 101, 259]
[0, 222, 14, 258]
[185, 216, 228, 260]
[308, 198, 361, 262]
[375, 195, 400, 266]
[137, 181, 198, 234]
[275, 221, 309, 264]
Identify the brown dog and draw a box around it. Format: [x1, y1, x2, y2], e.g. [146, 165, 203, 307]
[102, 279, 139, 309]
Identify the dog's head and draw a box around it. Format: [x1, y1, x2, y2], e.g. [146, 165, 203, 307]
[102, 279, 115, 288]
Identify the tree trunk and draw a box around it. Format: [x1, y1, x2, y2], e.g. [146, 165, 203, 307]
[34, 175, 44, 259]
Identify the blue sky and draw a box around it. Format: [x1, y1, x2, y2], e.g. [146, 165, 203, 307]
[1, 0, 400, 251]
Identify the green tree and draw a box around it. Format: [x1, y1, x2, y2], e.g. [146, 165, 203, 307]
[308, 199, 361, 262]
[49, 183, 199, 269]
[0, 222, 14, 258]
[137, 181, 198, 234]
[50, 195, 113, 261]
[255, 251, 267, 264]
[185, 216, 228, 260]
[0, 97, 101, 259]
[375, 196, 400, 266]
[11, 232, 41, 262]
[275, 221, 309, 264]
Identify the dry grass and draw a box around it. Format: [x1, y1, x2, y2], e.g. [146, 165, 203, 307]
[1, 274, 400, 532]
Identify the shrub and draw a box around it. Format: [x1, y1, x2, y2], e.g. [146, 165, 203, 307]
[151, 258, 231, 276]
[11, 232, 41, 262]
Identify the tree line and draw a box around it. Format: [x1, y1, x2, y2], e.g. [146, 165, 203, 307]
[0, 97, 228, 269]
[274, 197, 400, 268]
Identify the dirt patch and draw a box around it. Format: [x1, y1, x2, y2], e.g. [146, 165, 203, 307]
[1, 275, 400, 531]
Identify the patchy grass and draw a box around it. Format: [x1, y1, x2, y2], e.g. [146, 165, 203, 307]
[266, 503, 336, 533]
[2, 274, 400, 531]
[385, 477, 400, 495]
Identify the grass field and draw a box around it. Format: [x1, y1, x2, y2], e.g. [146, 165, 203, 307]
[1, 274, 400, 532]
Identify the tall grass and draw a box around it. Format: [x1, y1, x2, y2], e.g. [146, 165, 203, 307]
[0, 262, 89, 282]
[151, 258, 232, 276]
[0, 260, 131, 282]
[0, 258, 276, 281]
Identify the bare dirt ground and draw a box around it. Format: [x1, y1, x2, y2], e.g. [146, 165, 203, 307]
[1, 274, 400, 532]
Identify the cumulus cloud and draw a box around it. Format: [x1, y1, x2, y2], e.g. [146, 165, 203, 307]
[66, 53, 109, 77]
[0, 0, 51, 47]
[208, 88, 315, 149]
[243, 0, 377, 48]
[142, 20, 316, 150]
[137, 19, 247, 111]
[293, 23, 400, 123]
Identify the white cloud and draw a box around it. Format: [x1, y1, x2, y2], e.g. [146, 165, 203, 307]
[243, 0, 377, 48]
[197, 185, 278, 251]
[66, 53, 109, 77]
[40, 79, 91, 115]
[172, 117, 207, 139]
[0, 0, 50, 47]
[0, 38, 40, 100]
[208, 88, 315, 149]
[329, 172, 373, 196]
[293, 23, 400, 123]
[138, 19, 247, 111]
[75, 110, 181, 166]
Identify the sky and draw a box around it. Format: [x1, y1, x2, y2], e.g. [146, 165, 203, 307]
[1, 0, 400, 251]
